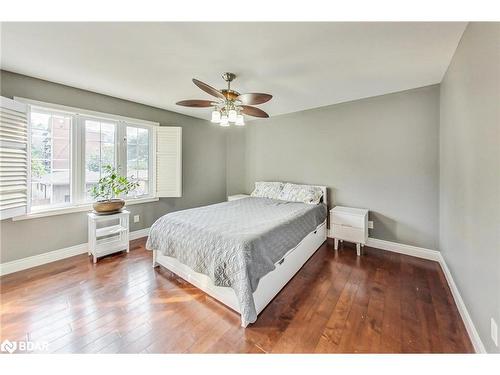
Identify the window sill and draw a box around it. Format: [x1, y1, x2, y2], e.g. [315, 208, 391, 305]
[12, 197, 159, 221]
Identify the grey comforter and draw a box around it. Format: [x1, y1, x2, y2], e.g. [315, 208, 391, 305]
[146, 197, 327, 326]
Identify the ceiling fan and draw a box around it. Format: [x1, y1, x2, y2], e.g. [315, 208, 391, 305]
[176, 72, 272, 126]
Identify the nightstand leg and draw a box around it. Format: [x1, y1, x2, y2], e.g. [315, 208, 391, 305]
[93, 255, 97, 264]
[356, 243, 361, 256]
[334, 238, 339, 250]
[152, 250, 158, 268]
[88, 219, 95, 256]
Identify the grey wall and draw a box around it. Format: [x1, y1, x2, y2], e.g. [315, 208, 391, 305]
[440, 22, 500, 353]
[228, 85, 440, 249]
[226, 128, 247, 195]
[0, 70, 227, 263]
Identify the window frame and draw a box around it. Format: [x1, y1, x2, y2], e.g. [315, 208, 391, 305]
[79, 114, 120, 203]
[15, 97, 158, 217]
[123, 123, 154, 199]
[28, 105, 75, 212]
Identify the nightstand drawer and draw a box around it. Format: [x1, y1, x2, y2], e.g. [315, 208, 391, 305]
[331, 224, 366, 244]
[330, 211, 365, 229]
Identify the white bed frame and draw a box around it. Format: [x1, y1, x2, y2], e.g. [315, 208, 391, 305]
[152, 186, 328, 327]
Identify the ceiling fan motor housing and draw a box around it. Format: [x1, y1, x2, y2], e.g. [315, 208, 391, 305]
[221, 89, 240, 101]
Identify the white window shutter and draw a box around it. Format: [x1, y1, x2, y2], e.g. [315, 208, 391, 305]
[0, 97, 29, 219]
[156, 126, 182, 197]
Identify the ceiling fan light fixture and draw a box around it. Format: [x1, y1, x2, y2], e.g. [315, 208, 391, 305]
[177, 73, 271, 122]
[220, 115, 229, 127]
[228, 109, 237, 122]
[211, 110, 221, 123]
[235, 115, 245, 126]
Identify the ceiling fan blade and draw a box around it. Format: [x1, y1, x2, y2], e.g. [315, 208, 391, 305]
[192, 78, 225, 100]
[176, 100, 215, 107]
[240, 105, 269, 118]
[237, 93, 273, 105]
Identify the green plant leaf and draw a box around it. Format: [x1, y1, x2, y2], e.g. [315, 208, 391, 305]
[87, 164, 140, 201]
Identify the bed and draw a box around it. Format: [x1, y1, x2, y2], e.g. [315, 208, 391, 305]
[146, 184, 327, 327]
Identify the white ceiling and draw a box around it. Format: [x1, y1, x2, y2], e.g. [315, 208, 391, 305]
[1, 22, 466, 121]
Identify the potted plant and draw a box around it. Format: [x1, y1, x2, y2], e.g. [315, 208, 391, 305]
[89, 165, 139, 214]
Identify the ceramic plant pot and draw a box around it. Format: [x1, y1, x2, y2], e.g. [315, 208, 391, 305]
[92, 199, 125, 214]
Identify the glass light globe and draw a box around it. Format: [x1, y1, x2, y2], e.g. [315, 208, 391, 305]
[211, 110, 221, 123]
[228, 109, 237, 122]
[220, 115, 229, 127]
[235, 114, 245, 126]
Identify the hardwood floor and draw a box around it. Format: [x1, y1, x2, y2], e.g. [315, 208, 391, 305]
[0, 238, 473, 353]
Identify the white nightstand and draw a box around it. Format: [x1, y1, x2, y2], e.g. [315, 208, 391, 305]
[227, 194, 250, 201]
[87, 210, 130, 263]
[330, 206, 369, 256]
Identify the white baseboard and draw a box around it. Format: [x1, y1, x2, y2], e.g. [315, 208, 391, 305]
[0, 242, 89, 277]
[129, 227, 150, 240]
[0, 227, 151, 277]
[327, 231, 440, 261]
[328, 231, 485, 353]
[365, 237, 441, 261]
[436, 253, 486, 353]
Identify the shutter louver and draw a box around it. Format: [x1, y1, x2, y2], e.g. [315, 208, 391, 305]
[156, 126, 182, 197]
[0, 97, 29, 219]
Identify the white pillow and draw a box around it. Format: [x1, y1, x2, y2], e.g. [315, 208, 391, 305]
[250, 181, 284, 199]
[278, 183, 323, 204]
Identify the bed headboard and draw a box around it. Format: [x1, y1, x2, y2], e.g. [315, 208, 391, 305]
[252, 181, 328, 206]
[313, 185, 327, 205]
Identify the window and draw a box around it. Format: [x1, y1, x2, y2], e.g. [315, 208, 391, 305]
[30, 109, 72, 209]
[25, 102, 158, 214]
[126, 126, 150, 197]
[3, 97, 183, 220]
[83, 118, 117, 201]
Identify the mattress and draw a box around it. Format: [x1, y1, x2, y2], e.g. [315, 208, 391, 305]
[146, 197, 327, 326]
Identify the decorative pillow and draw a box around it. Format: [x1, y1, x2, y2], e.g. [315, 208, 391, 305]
[250, 181, 284, 199]
[278, 183, 323, 204]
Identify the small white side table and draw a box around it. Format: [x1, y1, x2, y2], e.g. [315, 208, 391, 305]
[227, 194, 250, 201]
[330, 206, 369, 256]
[87, 210, 130, 263]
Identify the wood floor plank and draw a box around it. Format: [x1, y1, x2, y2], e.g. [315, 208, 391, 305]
[0, 237, 473, 353]
[378, 251, 403, 353]
[315, 268, 362, 352]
